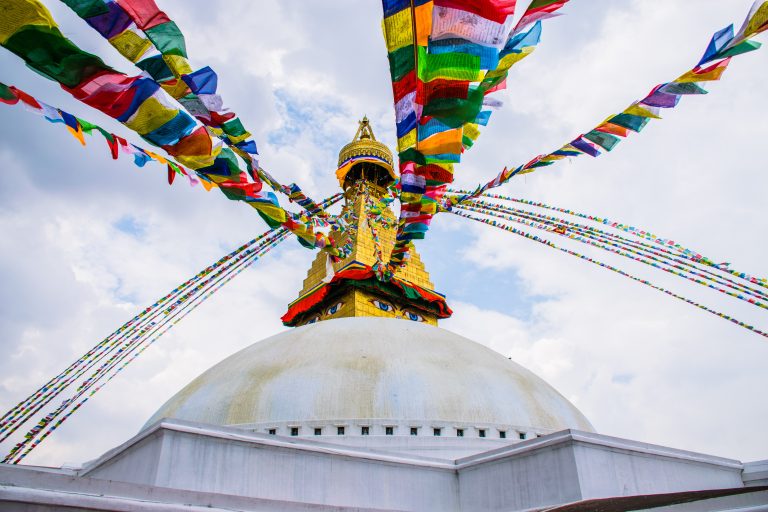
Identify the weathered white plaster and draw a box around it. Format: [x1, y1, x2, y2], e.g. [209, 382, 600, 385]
[146, 318, 594, 439]
[4, 319, 765, 511]
[745, 461, 768, 487]
[1, 421, 765, 512]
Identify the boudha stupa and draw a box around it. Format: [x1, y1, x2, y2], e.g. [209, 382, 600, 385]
[2, 120, 765, 512]
[144, 119, 594, 449]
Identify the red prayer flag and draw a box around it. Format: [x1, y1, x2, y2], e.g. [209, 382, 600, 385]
[392, 71, 417, 103]
[167, 164, 176, 185]
[117, 0, 172, 29]
[9, 87, 41, 109]
[434, 0, 518, 24]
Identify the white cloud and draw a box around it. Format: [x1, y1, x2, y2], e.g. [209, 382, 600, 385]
[0, 0, 766, 466]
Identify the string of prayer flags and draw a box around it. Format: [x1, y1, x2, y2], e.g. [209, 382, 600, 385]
[0, 79, 348, 258]
[380, 0, 571, 277]
[3, 227, 296, 463]
[452, 209, 768, 340]
[514, 0, 569, 31]
[0, 222, 275, 440]
[0, 0, 222, 168]
[0, 82, 204, 186]
[0, 0, 348, 255]
[61, 0, 333, 224]
[449, 191, 768, 291]
[457, 200, 768, 310]
[446, 1, 767, 206]
[2, 191, 346, 460]
[0, 0, 347, 255]
[58, 0, 265, 180]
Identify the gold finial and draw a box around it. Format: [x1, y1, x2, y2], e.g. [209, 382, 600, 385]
[336, 117, 396, 189]
[353, 115, 376, 141]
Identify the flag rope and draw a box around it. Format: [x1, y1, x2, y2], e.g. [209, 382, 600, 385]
[450, 209, 768, 339]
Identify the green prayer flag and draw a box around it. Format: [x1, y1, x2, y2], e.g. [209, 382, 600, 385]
[145, 21, 187, 58]
[255, 209, 283, 229]
[0, 83, 18, 103]
[718, 40, 762, 59]
[60, 0, 109, 18]
[222, 118, 247, 138]
[96, 127, 114, 142]
[135, 55, 175, 82]
[388, 46, 414, 82]
[584, 130, 621, 151]
[663, 82, 707, 95]
[418, 47, 481, 82]
[608, 113, 650, 133]
[527, 0, 564, 9]
[422, 92, 484, 127]
[3, 26, 110, 88]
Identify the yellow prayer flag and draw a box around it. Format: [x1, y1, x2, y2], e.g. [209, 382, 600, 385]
[743, 3, 768, 39]
[163, 54, 193, 78]
[623, 104, 662, 119]
[206, 174, 233, 185]
[561, 143, 581, 153]
[676, 62, 729, 83]
[65, 125, 85, 146]
[249, 202, 286, 224]
[420, 202, 437, 214]
[397, 128, 417, 152]
[0, 0, 57, 44]
[383, 9, 413, 52]
[401, 192, 422, 204]
[144, 150, 168, 165]
[228, 132, 252, 145]
[160, 79, 191, 100]
[109, 29, 152, 62]
[463, 123, 481, 141]
[175, 146, 220, 170]
[125, 96, 179, 135]
[541, 154, 568, 162]
[487, 47, 535, 79]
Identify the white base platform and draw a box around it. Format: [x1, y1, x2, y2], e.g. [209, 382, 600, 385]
[0, 419, 766, 511]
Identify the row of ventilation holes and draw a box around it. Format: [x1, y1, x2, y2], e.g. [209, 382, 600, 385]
[267, 426, 540, 440]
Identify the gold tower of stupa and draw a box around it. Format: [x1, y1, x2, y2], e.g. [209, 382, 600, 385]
[281, 118, 451, 327]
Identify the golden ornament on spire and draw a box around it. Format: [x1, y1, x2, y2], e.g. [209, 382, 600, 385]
[336, 116, 396, 190]
[282, 118, 451, 327]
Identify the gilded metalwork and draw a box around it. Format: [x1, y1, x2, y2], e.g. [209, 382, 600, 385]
[287, 119, 446, 327]
[337, 116, 394, 168]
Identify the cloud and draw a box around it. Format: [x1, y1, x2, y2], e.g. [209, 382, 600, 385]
[0, 0, 766, 466]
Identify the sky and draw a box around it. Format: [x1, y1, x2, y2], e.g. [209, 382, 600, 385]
[0, 0, 766, 467]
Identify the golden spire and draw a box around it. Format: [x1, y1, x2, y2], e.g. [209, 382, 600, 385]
[281, 118, 452, 327]
[354, 115, 375, 140]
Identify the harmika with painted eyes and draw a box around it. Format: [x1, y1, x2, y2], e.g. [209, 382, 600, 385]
[306, 301, 345, 324]
[306, 299, 426, 324]
[369, 299, 425, 322]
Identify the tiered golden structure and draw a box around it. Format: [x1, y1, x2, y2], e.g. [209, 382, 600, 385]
[283, 118, 449, 327]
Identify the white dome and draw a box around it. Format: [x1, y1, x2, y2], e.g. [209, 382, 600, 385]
[146, 318, 593, 435]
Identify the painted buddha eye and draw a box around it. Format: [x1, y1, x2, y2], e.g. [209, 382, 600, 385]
[371, 299, 394, 312]
[404, 310, 425, 322]
[306, 315, 320, 324]
[326, 302, 344, 316]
